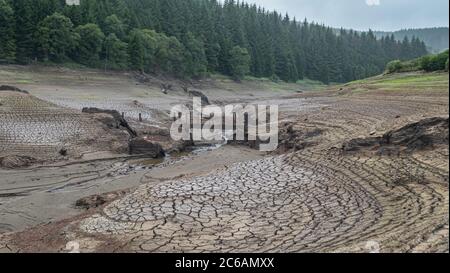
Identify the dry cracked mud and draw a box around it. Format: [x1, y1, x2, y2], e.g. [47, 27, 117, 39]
[77, 150, 448, 253]
[0, 90, 131, 166]
[0, 68, 448, 253]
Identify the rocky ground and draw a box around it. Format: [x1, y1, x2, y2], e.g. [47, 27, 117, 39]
[0, 66, 448, 253]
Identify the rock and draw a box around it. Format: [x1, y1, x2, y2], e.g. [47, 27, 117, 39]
[385, 117, 449, 149]
[59, 148, 68, 156]
[342, 137, 380, 152]
[75, 195, 106, 210]
[188, 90, 210, 105]
[0, 85, 29, 94]
[343, 117, 449, 154]
[0, 155, 36, 169]
[75, 191, 127, 210]
[167, 140, 195, 153]
[129, 137, 166, 158]
[161, 83, 173, 91]
[265, 122, 323, 152]
[82, 107, 137, 137]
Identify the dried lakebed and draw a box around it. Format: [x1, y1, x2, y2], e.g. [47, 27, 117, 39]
[78, 150, 448, 253]
[0, 69, 448, 253]
[0, 145, 263, 234]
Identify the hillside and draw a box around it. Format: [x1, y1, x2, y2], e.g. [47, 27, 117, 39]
[375, 27, 449, 53]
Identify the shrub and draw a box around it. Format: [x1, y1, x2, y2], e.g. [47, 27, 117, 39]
[385, 59, 420, 74]
[270, 74, 280, 82]
[386, 60, 402, 74]
[420, 50, 449, 72]
[419, 55, 432, 71]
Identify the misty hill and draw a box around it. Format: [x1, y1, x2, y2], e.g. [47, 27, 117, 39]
[374, 28, 449, 53]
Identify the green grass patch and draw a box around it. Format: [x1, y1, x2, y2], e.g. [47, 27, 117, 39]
[343, 72, 449, 93]
[374, 73, 448, 86]
[15, 79, 33, 84]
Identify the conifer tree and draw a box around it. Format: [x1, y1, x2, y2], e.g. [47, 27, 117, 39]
[13, 0, 37, 63]
[0, 0, 16, 62]
[104, 33, 128, 70]
[229, 45, 251, 81]
[4, 0, 431, 83]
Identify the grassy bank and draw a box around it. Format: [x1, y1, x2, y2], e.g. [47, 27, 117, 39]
[343, 71, 449, 94]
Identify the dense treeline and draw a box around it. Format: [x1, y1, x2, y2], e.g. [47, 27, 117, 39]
[386, 49, 449, 74]
[0, 0, 429, 83]
[375, 28, 449, 54]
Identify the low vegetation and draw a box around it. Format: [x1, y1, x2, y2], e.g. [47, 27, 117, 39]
[386, 50, 449, 74]
[345, 71, 449, 95]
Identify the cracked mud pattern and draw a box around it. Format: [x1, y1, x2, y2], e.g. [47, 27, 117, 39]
[0, 91, 129, 161]
[1, 70, 448, 253]
[0, 92, 93, 155]
[80, 148, 449, 253]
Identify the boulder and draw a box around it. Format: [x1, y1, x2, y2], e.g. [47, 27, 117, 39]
[0, 85, 29, 94]
[188, 90, 210, 105]
[342, 117, 449, 154]
[129, 137, 166, 158]
[82, 107, 137, 137]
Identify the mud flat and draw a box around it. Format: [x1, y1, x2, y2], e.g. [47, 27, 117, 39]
[0, 145, 263, 234]
[0, 67, 448, 253]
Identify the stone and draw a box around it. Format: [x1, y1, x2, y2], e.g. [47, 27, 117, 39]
[129, 137, 165, 158]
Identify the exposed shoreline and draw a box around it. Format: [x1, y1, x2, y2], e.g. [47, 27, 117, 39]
[0, 66, 448, 253]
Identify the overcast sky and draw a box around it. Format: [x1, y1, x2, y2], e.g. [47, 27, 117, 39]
[248, 0, 449, 31]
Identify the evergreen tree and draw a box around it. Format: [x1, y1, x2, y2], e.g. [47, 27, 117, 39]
[4, 0, 431, 83]
[183, 32, 207, 77]
[104, 33, 128, 70]
[229, 46, 251, 81]
[127, 29, 148, 72]
[156, 34, 186, 77]
[0, 0, 16, 62]
[12, 0, 37, 63]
